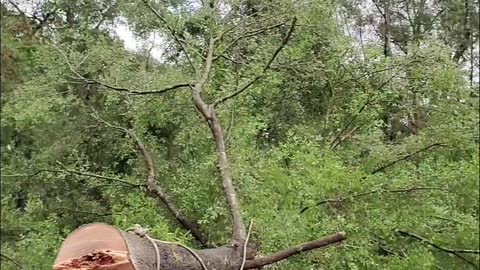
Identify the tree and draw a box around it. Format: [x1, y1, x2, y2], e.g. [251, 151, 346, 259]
[49, 0, 349, 268]
[1, 0, 478, 269]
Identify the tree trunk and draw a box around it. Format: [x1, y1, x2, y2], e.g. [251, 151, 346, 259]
[53, 223, 243, 270]
[53, 223, 346, 270]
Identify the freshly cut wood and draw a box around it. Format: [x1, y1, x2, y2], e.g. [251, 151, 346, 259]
[53, 223, 134, 270]
[53, 223, 346, 270]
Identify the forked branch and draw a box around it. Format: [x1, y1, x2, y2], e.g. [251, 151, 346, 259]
[214, 17, 297, 106]
[244, 232, 347, 269]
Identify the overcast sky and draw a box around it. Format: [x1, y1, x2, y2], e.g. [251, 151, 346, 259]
[5, 0, 166, 60]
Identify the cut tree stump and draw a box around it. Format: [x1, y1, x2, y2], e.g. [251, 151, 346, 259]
[53, 223, 346, 270]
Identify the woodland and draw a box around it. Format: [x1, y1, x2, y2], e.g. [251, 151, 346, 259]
[1, 0, 479, 269]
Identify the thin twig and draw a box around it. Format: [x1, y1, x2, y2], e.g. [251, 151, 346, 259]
[86, 79, 192, 95]
[370, 143, 446, 175]
[214, 17, 297, 106]
[216, 21, 288, 58]
[2, 169, 143, 188]
[52, 43, 191, 95]
[397, 230, 479, 269]
[240, 219, 254, 270]
[329, 70, 398, 150]
[54, 207, 113, 217]
[300, 186, 447, 214]
[142, 0, 197, 74]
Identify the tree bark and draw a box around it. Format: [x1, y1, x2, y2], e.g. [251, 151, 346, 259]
[53, 223, 346, 270]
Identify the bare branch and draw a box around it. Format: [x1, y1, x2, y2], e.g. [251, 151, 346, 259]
[240, 219, 254, 270]
[198, 36, 216, 89]
[370, 143, 446, 175]
[214, 17, 297, 106]
[215, 3, 274, 41]
[190, 26, 248, 240]
[93, 2, 118, 30]
[86, 79, 192, 95]
[6, 0, 28, 17]
[3, 169, 143, 188]
[300, 186, 447, 214]
[330, 125, 360, 150]
[126, 131, 210, 246]
[216, 21, 288, 59]
[142, 0, 197, 74]
[453, 0, 472, 63]
[244, 232, 347, 269]
[397, 230, 479, 269]
[53, 43, 192, 95]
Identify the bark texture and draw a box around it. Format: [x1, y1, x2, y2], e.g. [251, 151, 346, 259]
[53, 223, 346, 270]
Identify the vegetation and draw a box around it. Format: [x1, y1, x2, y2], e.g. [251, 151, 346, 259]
[1, 0, 478, 269]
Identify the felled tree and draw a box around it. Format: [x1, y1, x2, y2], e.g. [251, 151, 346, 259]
[53, 0, 346, 269]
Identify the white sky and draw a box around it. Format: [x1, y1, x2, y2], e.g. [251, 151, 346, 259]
[5, 1, 166, 60]
[114, 19, 166, 61]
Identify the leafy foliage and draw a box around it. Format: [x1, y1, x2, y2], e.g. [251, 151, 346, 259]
[1, 0, 478, 269]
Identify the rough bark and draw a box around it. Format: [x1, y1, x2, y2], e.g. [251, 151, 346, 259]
[53, 223, 346, 270]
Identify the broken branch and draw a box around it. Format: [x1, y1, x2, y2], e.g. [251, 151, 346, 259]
[128, 131, 210, 247]
[244, 232, 347, 269]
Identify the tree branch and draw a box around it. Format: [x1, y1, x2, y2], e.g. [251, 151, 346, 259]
[370, 143, 446, 175]
[130, 131, 211, 246]
[300, 186, 447, 214]
[0, 253, 25, 270]
[453, 0, 472, 63]
[244, 232, 347, 269]
[53, 43, 192, 95]
[3, 169, 144, 188]
[215, 21, 288, 59]
[329, 68, 398, 151]
[54, 207, 113, 217]
[213, 17, 297, 106]
[91, 111, 210, 247]
[397, 230, 479, 269]
[86, 79, 192, 95]
[142, 0, 197, 74]
[190, 19, 248, 241]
